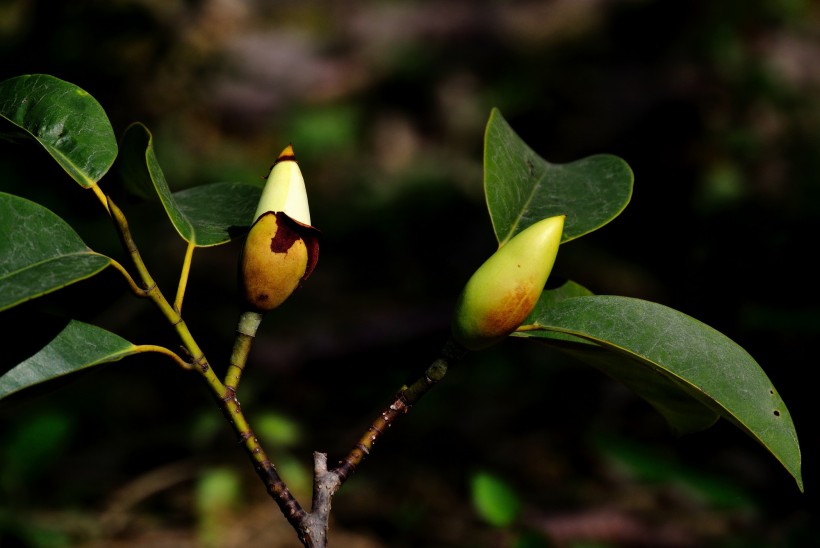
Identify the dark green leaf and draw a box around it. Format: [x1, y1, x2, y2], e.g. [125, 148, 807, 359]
[532, 278, 595, 315]
[0, 320, 137, 400]
[521, 279, 596, 346]
[517, 295, 803, 491]
[0, 192, 111, 312]
[525, 282, 717, 432]
[558, 342, 720, 434]
[119, 123, 260, 246]
[484, 108, 633, 245]
[175, 182, 262, 246]
[0, 74, 117, 187]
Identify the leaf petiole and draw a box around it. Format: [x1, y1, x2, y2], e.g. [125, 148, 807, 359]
[175, 242, 195, 312]
[133, 344, 192, 370]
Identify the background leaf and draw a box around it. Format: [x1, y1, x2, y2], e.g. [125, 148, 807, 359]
[470, 471, 522, 528]
[0, 320, 137, 401]
[118, 122, 260, 246]
[484, 108, 633, 245]
[0, 74, 117, 187]
[517, 295, 803, 491]
[0, 413, 74, 493]
[0, 192, 111, 312]
[591, 434, 756, 510]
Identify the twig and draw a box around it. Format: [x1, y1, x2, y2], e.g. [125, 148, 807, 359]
[292, 338, 468, 547]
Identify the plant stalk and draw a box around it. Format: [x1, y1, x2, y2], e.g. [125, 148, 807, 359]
[225, 310, 263, 390]
[295, 338, 468, 547]
[107, 195, 306, 533]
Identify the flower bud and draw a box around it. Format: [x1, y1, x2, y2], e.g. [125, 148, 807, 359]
[451, 215, 565, 350]
[254, 144, 311, 225]
[239, 145, 319, 312]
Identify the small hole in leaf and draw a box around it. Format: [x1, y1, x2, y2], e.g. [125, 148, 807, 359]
[773, 410, 781, 417]
[770, 389, 774, 395]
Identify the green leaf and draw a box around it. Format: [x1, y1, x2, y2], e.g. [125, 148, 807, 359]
[517, 295, 803, 491]
[534, 278, 595, 312]
[175, 182, 262, 246]
[0, 320, 137, 400]
[470, 471, 522, 527]
[556, 342, 720, 434]
[0, 192, 111, 312]
[526, 283, 718, 433]
[118, 122, 261, 246]
[0, 74, 117, 187]
[484, 108, 633, 245]
[521, 279, 597, 347]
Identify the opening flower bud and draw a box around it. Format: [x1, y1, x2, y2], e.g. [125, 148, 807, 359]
[254, 144, 311, 225]
[239, 145, 319, 312]
[451, 214, 565, 351]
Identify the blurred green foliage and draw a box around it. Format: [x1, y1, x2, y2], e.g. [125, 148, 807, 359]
[471, 471, 522, 527]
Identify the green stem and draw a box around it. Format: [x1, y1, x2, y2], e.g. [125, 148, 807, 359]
[225, 310, 264, 391]
[107, 197, 207, 368]
[91, 183, 110, 213]
[133, 345, 192, 370]
[174, 242, 195, 312]
[108, 197, 309, 539]
[107, 194, 306, 533]
[108, 258, 148, 297]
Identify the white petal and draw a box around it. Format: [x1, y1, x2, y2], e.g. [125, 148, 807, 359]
[254, 145, 311, 225]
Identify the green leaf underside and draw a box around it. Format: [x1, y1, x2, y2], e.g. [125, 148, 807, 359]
[526, 282, 719, 431]
[516, 295, 802, 491]
[119, 123, 260, 246]
[525, 282, 719, 431]
[484, 108, 633, 245]
[0, 74, 117, 187]
[0, 320, 137, 400]
[0, 192, 111, 312]
[175, 182, 262, 246]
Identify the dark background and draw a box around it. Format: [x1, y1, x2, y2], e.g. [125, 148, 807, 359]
[1, 1, 818, 546]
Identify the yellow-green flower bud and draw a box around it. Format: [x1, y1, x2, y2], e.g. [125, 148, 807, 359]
[451, 214, 565, 350]
[239, 145, 319, 312]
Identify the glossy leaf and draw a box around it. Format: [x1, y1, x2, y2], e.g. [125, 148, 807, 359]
[0, 320, 137, 401]
[516, 295, 803, 491]
[0, 74, 117, 187]
[0, 192, 111, 312]
[484, 108, 633, 245]
[532, 278, 595, 314]
[118, 122, 261, 246]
